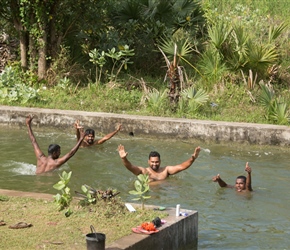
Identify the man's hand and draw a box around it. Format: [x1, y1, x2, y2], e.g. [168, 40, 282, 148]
[118, 144, 128, 159]
[26, 115, 33, 126]
[192, 146, 201, 159]
[116, 124, 122, 132]
[73, 120, 83, 130]
[245, 162, 251, 174]
[212, 174, 221, 182]
[79, 127, 85, 139]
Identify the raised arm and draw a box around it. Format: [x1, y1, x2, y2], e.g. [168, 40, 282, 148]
[97, 124, 122, 144]
[73, 120, 83, 141]
[166, 146, 200, 175]
[118, 144, 145, 176]
[55, 129, 85, 166]
[212, 174, 231, 188]
[26, 115, 45, 159]
[245, 162, 253, 191]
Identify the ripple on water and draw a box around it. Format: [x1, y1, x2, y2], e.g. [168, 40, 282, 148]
[3, 161, 36, 175]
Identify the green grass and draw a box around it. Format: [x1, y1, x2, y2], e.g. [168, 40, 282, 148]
[0, 195, 167, 250]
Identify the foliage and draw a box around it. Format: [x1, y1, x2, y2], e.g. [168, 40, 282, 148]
[179, 86, 209, 113]
[110, 0, 205, 75]
[53, 171, 72, 215]
[144, 88, 168, 114]
[200, 3, 287, 87]
[129, 174, 151, 210]
[89, 45, 135, 84]
[78, 184, 97, 205]
[0, 66, 39, 104]
[258, 82, 290, 125]
[75, 184, 120, 206]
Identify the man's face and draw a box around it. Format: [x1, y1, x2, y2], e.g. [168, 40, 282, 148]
[52, 148, 61, 159]
[148, 156, 160, 171]
[235, 178, 246, 192]
[84, 134, 95, 145]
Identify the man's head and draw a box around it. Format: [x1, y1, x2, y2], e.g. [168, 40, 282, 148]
[148, 151, 161, 171]
[235, 175, 246, 192]
[84, 128, 95, 145]
[48, 144, 61, 159]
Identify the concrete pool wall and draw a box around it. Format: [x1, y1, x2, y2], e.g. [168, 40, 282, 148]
[0, 105, 290, 146]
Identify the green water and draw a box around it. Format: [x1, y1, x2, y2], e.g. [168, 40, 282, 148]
[0, 126, 289, 249]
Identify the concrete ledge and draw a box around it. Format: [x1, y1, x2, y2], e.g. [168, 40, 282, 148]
[0, 189, 198, 250]
[0, 106, 289, 146]
[107, 206, 197, 250]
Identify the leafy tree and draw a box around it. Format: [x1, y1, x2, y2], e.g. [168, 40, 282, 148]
[109, 0, 205, 75]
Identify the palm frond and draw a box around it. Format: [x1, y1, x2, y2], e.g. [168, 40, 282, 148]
[208, 22, 232, 51]
[268, 22, 288, 44]
[258, 82, 275, 109]
[157, 37, 193, 60]
[269, 98, 290, 125]
[246, 42, 279, 76]
[181, 86, 209, 104]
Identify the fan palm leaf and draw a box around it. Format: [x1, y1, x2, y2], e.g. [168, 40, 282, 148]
[268, 22, 287, 44]
[269, 99, 290, 125]
[258, 82, 275, 110]
[181, 86, 209, 103]
[246, 42, 278, 71]
[208, 22, 232, 51]
[182, 86, 208, 112]
[158, 37, 193, 61]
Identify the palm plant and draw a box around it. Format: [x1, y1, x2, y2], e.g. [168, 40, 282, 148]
[197, 49, 228, 84]
[257, 82, 275, 110]
[158, 37, 194, 105]
[145, 88, 167, 114]
[179, 86, 209, 113]
[207, 22, 232, 51]
[245, 42, 279, 78]
[269, 98, 290, 125]
[258, 82, 289, 125]
[201, 19, 286, 84]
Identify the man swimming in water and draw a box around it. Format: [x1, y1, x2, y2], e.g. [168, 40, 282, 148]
[212, 162, 253, 192]
[26, 115, 85, 174]
[117, 144, 201, 182]
[74, 120, 122, 148]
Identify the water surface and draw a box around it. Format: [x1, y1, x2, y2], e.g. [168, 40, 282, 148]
[0, 126, 289, 249]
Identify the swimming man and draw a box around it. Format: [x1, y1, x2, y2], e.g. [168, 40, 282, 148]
[26, 115, 85, 174]
[74, 120, 121, 148]
[212, 162, 253, 192]
[117, 144, 201, 182]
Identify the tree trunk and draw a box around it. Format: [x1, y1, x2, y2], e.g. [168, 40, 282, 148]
[19, 30, 28, 70]
[38, 32, 47, 80]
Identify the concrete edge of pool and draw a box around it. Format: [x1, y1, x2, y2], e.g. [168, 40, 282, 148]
[0, 105, 290, 146]
[0, 189, 198, 250]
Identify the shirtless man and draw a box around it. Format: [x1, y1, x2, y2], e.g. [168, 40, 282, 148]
[117, 144, 201, 182]
[212, 162, 253, 192]
[74, 120, 121, 148]
[26, 115, 85, 174]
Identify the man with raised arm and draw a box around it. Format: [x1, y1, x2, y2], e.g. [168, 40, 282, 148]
[74, 120, 121, 148]
[117, 144, 201, 182]
[212, 162, 253, 192]
[26, 115, 85, 174]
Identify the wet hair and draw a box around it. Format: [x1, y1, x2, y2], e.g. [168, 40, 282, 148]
[48, 144, 60, 155]
[85, 128, 95, 136]
[236, 175, 246, 183]
[149, 151, 160, 159]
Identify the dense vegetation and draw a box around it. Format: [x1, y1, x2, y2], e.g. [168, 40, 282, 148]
[0, 0, 289, 125]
